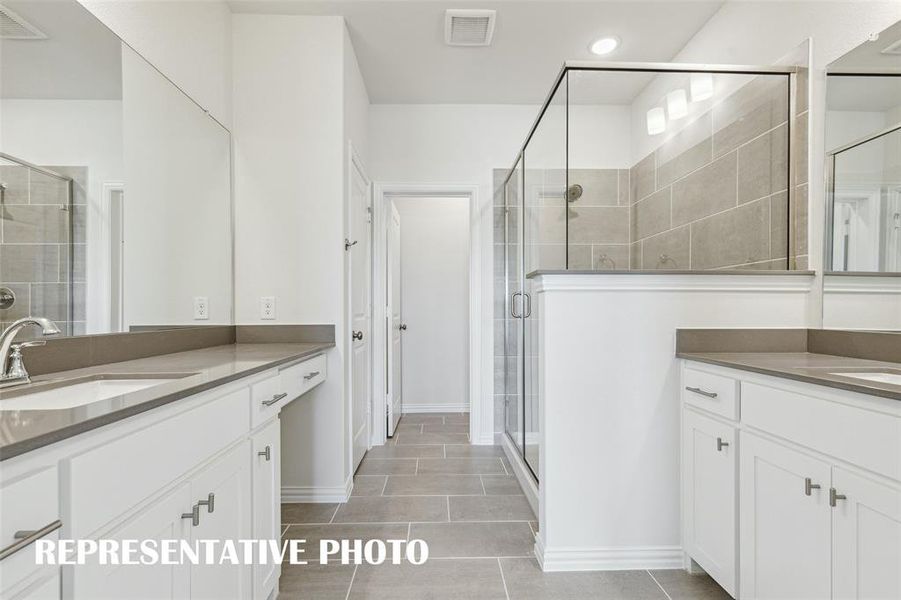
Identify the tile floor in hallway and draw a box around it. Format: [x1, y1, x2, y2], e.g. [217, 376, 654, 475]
[278, 412, 731, 600]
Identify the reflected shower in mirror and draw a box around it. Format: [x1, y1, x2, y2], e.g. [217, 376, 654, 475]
[823, 20, 901, 331]
[0, 0, 232, 338]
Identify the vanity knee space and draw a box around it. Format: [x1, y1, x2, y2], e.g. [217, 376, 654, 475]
[681, 362, 901, 600]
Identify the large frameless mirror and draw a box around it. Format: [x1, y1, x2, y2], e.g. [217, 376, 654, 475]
[0, 0, 233, 338]
[823, 20, 901, 330]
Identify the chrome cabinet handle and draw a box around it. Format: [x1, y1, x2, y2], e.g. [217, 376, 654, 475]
[258, 445, 272, 461]
[303, 371, 320, 381]
[182, 504, 200, 526]
[804, 478, 821, 496]
[685, 386, 718, 399]
[716, 437, 729, 452]
[197, 493, 215, 514]
[510, 292, 523, 318]
[262, 392, 288, 407]
[0, 520, 62, 561]
[830, 488, 847, 507]
[352, 330, 364, 341]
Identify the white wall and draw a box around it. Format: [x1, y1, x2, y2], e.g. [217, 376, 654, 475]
[0, 98, 123, 332]
[393, 197, 470, 412]
[534, 274, 813, 571]
[233, 14, 370, 500]
[79, 0, 232, 127]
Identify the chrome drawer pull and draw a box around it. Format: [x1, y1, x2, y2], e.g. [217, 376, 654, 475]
[262, 392, 288, 407]
[303, 371, 320, 381]
[198, 493, 215, 514]
[258, 445, 271, 461]
[804, 478, 821, 496]
[830, 488, 847, 507]
[0, 520, 62, 561]
[716, 437, 729, 452]
[685, 386, 718, 399]
[182, 504, 200, 526]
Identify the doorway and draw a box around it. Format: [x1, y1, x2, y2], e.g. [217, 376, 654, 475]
[372, 184, 483, 446]
[390, 197, 470, 420]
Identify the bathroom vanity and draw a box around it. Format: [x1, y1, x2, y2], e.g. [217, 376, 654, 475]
[0, 342, 330, 600]
[679, 345, 901, 600]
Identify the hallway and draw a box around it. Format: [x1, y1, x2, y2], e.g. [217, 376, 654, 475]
[278, 412, 730, 599]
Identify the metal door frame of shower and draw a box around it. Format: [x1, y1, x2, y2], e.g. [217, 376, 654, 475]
[499, 60, 802, 485]
[0, 152, 76, 327]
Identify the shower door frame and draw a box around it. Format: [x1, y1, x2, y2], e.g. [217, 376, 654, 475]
[500, 60, 801, 485]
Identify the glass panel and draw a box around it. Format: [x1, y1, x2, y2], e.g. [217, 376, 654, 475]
[503, 158, 523, 456]
[0, 158, 74, 337]
[830, 125, 901, 272]
[521, 76, 567, 479]
[566, 69, 791, 271]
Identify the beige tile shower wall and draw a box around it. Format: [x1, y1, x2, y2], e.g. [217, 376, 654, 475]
[628, 75, 808, 270]
[0, 164, 87, 337]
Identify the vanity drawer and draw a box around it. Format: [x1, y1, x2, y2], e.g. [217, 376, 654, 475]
[742, 381, 901, 481]
[251, 371, 288, 428]
[280, 354, 327, 401]
[65, 388, 249, 538]
[682, 366, 739, 421]
[0, 466, 59, 592]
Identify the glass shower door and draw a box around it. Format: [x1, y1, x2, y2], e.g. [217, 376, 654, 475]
[503, 159, 524, 457]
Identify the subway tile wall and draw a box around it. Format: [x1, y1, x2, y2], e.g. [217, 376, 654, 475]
[0, 163, 87, 338]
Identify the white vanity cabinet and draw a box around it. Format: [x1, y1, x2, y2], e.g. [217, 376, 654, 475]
[251, 419, 281, 600]
[681, 361, 901, 600]
[0, 351, 326, 600]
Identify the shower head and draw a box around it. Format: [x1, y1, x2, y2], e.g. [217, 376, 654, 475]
[567, 184, 583, 203]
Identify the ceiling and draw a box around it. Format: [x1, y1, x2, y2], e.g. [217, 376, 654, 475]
[228, 0, 725, 104]
[0, 0, 122, 100]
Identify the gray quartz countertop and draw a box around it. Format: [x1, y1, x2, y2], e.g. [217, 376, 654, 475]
[0, 342, 333, 461]
[678, 351, 901, 402]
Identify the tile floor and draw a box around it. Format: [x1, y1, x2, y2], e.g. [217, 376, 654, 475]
[279, 412, 731, 599]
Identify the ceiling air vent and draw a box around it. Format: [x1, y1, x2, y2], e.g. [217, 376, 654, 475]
[0, 3, 46, 40]
[881, 38, 901, 55]
[444, 9, 496, 47]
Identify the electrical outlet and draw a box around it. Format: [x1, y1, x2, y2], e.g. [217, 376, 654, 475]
[261, 296, 276, 320]
[193, 296, 209, 320]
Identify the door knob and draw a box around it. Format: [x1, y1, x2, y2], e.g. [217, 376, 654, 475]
[399, 324, 407, 331]
[352, 330, 364, 341]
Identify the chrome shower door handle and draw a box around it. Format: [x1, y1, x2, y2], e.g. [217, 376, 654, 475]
[510, 292, 523, 318]
[523, 293, 532, 318]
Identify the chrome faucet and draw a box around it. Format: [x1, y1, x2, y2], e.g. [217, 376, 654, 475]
[0, 317, 61, 389]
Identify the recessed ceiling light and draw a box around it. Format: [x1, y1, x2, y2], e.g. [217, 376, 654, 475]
[589, 36, 620, 56]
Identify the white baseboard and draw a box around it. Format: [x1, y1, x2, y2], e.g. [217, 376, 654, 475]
[538, 544, 683, 572]
[282, 476, 352, 503]
[402, 403, 470, 413]
[501, 433, 538, 517]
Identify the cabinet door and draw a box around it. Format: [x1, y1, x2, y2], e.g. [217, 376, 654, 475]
[71, 483, 192, 599]
[6, 568, 59, 600]
[189, 442, 252, 600]
[832, 467, 901, 600]
[682, 409, 737, 597]
[252, 419, 281, 600]
[739, 432, 831, 600]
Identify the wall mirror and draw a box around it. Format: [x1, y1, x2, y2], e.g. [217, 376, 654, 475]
[823, 19, 901, 330]
[0, 0, 233, 338]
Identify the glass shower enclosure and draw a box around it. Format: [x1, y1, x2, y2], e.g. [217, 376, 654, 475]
[500, 62, 802, 482]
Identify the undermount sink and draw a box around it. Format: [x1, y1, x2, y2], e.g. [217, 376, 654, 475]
[0, 374, 196, 411]
[830, 371, 901, 386]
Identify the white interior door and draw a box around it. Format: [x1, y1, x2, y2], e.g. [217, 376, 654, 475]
[386, 202, 403, 436]
[350, 158, 372, 471]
